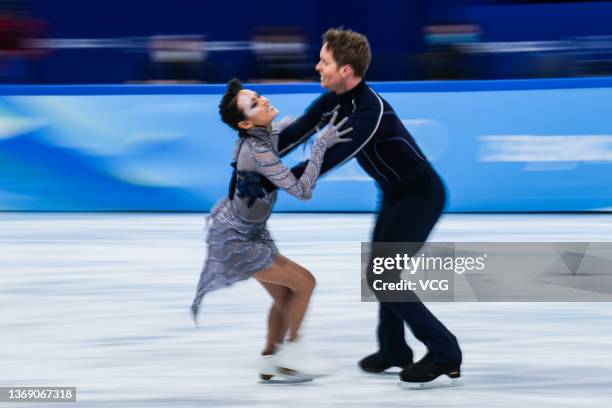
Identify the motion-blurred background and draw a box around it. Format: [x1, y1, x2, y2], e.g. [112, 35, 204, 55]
[2, 0, 612, 84]
[1, 0, 611, 212]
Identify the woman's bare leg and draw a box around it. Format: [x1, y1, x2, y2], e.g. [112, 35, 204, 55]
[275, 254, 317, 340]
[254, 255, 316, 341]
[258, 281, 291, 355]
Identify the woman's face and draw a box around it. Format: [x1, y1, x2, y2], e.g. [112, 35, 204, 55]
[237, 89, 279, 129]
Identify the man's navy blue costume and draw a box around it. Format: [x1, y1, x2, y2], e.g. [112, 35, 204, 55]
[238, 80, 462, 368]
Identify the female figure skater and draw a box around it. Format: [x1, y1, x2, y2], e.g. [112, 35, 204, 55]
[191, 79, 352, 381]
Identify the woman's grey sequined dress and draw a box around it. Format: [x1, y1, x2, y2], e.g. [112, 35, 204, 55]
[191, 124, 328, 317]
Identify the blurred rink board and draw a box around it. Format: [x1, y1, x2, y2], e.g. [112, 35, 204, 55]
[1, 78, 612, 212]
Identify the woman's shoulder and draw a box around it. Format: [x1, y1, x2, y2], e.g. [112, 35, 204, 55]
[244, 129, 276, 152]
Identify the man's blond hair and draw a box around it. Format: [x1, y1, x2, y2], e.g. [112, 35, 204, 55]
[322, 28, 371, 77]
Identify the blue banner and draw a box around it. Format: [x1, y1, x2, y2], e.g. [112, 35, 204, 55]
[1, 78, 611, 212]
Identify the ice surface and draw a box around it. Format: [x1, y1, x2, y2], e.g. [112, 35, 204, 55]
[1, 213, 611, 407]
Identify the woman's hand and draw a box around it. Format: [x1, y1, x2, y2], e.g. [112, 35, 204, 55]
[318, 111, 353, 148]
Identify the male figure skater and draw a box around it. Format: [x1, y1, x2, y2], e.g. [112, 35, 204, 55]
[238, 28, 462, 385]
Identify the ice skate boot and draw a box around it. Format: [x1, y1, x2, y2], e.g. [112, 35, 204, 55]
[358, 352, 413, 374]
[257, 354, 313, 383]
[399, 355, 462, 389]
[274, 339, 333, 378]
[257, 355, 280, 381]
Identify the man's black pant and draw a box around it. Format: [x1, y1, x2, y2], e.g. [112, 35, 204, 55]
[371, 174, 462, 365]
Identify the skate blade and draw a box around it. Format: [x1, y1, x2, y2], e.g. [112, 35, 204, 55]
[277, 366, 330, 379]
[399, 377, 463, 390]
[359, 368, 402, 376]
[258, 375, 314, 384]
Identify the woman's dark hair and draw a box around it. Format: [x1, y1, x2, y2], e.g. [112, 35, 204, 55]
[219, 79, 245, 131]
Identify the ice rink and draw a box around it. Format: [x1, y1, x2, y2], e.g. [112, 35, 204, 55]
[1, 213, 612, 407]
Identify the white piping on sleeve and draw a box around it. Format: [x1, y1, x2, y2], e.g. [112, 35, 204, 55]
[334, 88, 384, 169]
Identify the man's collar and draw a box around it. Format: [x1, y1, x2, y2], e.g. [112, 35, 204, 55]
[338, 80, 367, 100]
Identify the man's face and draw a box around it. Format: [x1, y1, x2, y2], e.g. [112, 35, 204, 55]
[236, 89, 278, 129]
[316, 43, 346, 93]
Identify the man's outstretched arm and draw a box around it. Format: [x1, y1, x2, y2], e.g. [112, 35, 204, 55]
[256, 99, 382, 193]
[276, 92, 338, 157]
[240, 87, 383, 196]
[249, 92, 337, 193]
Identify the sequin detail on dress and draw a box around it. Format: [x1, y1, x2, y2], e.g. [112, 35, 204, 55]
[191, 125, 328, 319]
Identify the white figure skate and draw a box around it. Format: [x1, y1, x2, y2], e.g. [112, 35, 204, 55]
[274, 339, 333, 378]
[257, 354, 313, 384]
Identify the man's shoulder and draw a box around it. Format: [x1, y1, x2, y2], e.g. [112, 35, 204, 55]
[304, 91, 338, 112]
[354, 84, 385, 111]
